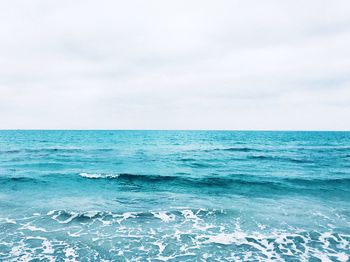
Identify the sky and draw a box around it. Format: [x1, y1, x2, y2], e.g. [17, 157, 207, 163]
[0, 0, 349, 130]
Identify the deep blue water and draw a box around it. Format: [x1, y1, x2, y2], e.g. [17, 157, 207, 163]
[0, 130, 349, 261]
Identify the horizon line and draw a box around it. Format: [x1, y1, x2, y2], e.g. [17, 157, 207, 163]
[0, 129, 349, 132]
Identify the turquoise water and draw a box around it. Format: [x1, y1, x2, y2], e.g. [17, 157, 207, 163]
[0, 131, 349, 261]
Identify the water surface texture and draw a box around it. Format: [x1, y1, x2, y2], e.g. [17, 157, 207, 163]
[0, 131, 349, 261]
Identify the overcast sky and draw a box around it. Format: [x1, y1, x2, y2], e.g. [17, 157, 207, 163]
[0, 1, 349, 130]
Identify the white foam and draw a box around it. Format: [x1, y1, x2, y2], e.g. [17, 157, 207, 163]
[79, 173, 104, 179]
[67, 230, 82, 237]
[338, 235, 349, 249]
[334, 253, 349, 262]
[42, 239, 54, 254]
[155, 241, 166, 254]
[115, 212, 138, 224]
[152, 211, 175, 223]
[139, 245, 149, 252]
[84, 211, 99, 218]
[257, 223, 266, 230]
[122, 212, 137, 220]
[312, 251, 332, 262]
[204, 233, 236, 245]
[79, 172, 118, 179]
[5, 218, 17, 224]
[203, 232, 246, 245]
[55, 213, 78, 224]
[4, 207, 350, 261]
[64, 247, 78, 261]
[19, 224, 47, 232]
[180, 210, 202, 223]
[47, 210, 55, 216]
[10, 245, 23, 257]
[149, 228, 156, 235]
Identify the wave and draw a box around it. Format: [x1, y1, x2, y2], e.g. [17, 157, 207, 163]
[247, 155, 314, 163]
[179, 159, 215, 168]
[204, 146, 350, 154]
[311, 146, 350, 152]
[0, 176, 45, 185]
[46, 208, 221, 224]
[2, 173, 349, 193]
[0, 149, 22, 154]
[0, 148, 115, 154]
[205, 147, 262, 152]
[284, 177, 350, 186]
[180, 154, 315, 165]
[25, 148, 83, 153]
[79, 172, 271, 189]
[0, 148, 83, 154]
[5, 208, 350, 261]
[78, 172, 350, 190]
[79, 172, 182, 183]
[79, 172, 119, 179]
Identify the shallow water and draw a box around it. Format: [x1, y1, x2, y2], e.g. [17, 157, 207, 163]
[0, 131, 349, 261]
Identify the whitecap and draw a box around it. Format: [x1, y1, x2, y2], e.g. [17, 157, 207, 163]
[79, 172, 118, 179]
[79, 172, 104, 179]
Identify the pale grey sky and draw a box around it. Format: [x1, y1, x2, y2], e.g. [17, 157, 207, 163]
[0, 0, 349, 130]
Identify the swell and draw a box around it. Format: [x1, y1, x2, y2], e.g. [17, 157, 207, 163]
[0, 176, 46, 185]
[0, 149, 22, 154]
[208, 147, 262, 152]
[0, 148, 115, 154]
[180, 154, 315, 165]
[247, 155, 314, 164]
[2, 173, 349, 192]
[79, 172, 350, 190]
[27, 148, 83, 153]
[284, 177, 350, 186]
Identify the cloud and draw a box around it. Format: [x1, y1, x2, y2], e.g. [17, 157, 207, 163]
[0, 0, 349, 129]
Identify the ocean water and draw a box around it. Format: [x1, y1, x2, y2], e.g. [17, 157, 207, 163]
[0, 130, 349, 261]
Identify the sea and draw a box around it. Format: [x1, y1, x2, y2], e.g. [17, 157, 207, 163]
[0, 130, 349, 261]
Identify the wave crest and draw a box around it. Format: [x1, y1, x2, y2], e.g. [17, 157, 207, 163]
[78, 172, 350, 191]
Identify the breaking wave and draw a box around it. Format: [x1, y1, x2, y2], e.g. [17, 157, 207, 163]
[1, 209, 349, 261]
[78, 172, 350, 190]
